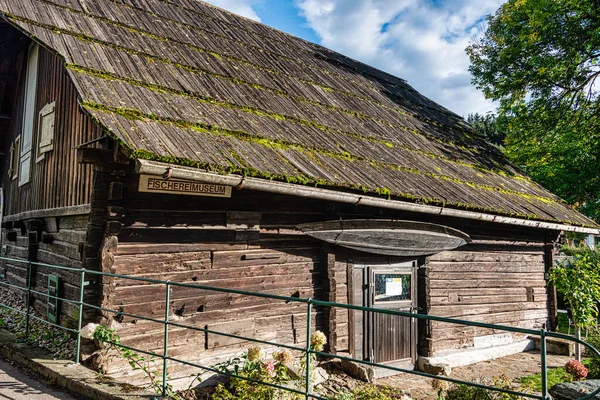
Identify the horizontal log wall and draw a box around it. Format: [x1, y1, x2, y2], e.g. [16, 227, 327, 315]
[1, 213, 97, 328]
[94, 170, 557, 381]
[421, 237, 548, 355]
[99, 173, 330, 382]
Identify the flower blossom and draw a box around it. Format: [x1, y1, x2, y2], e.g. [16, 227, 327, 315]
[247, 346, 264, 362]
[264, 361, 275, 377]
[310, 331, 327, 352]
[273, 350, 293, 364]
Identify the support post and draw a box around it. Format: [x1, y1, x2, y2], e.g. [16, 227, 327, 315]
[541, 328, 548, 400]
[162, 281, 171, 397]
[24, 261, 32, 339]
[305, 299, 313, 400]
[576, 328, 582, 361]
[75, 268, 86, 364]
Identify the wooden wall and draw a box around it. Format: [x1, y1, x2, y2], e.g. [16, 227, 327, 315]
[1, 214, 97, 328]
[96, 171, 330, 382]
[421, 238, 548, 355]
[0, 36, 103, 329]
[93, 168, 556, 383]
[1, 43, 101, 216]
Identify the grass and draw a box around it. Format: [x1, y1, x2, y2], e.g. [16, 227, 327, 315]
[517, 359, 596, 392]
[517, 366, 573, 392]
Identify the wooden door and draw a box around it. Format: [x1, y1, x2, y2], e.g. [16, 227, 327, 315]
[367, 263, 416, 365]
[351, 261, 417, 368]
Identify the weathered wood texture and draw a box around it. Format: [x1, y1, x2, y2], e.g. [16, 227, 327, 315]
[1, 214, 97, 328]
[420, 238, 548, 355]
[1, 0, 596, 228]
[0, 45, 100, 216]
[97, 173, 328, 381]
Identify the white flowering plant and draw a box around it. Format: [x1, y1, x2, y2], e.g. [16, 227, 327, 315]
[212, 330, 328, 400]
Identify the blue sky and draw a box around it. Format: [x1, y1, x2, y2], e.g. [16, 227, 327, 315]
[204, 0, 504, 116]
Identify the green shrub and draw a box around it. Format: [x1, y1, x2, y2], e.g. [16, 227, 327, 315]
[446, 384, 492, 400]
[351, 384, 407, 400]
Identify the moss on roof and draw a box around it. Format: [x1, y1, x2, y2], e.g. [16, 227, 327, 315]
[0, 0, 596, 228]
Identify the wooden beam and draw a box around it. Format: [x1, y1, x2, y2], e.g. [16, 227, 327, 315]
[3, 204, 91, 222]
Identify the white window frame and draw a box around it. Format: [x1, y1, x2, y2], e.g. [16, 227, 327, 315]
[18, 42, 39, 187]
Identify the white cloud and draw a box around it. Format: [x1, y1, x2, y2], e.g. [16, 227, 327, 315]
[295, 0, 503, 116]
[202, 0, 262, 21]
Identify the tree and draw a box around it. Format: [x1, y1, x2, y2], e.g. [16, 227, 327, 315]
[550, 250, 600, 330]
[467, 0, 600, 222]
[466, 112, 506, 146]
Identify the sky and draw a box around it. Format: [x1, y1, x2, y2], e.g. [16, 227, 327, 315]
[204, 0, 505, 117]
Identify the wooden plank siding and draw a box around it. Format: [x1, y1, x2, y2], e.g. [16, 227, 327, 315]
[420, 239, 548, 355]
[92, 168, 556, 383]
[1, 45, 100, 216]
[0, 45, 103, 328]
[96, 171, 329, 381]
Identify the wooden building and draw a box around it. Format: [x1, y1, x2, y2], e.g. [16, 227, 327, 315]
[0, 0, 599, 383]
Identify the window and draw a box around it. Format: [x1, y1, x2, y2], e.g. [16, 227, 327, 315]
[374, 273, 412, 302]
[8, 136, 20, 180]
[19, 43, 39, 186]
[37, 101, 55, 160]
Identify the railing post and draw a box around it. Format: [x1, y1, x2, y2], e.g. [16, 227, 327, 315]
[162, 281, 171, 397]
[24, 261, 32, 340]
[540, 327, 548, 400]
[75, 268, 86, 364]
[305, 299, 312, 400]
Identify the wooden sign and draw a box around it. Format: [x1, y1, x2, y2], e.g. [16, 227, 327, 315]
[138, 175, 232, 198]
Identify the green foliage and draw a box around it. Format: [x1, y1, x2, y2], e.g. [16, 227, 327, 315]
[517, 367, 573, 393]
[212, 349, 297, 400]
[583, 328, 600, 379]
[93, 325, 181, 399]
[466, 113, 506, 146]
[436, 375, 527, 400]
[350, 385, 407, 400]
[332, 385, 407, 400]
[467, 0, 600, 222]
[213, 333, 327, 400]
[550, 250, 600, 328]
[445, 384, 493, 400]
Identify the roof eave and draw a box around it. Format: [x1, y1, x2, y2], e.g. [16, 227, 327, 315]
[136, 159, 600, 235]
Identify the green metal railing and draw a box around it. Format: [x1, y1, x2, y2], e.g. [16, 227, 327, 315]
[1, 255, 600, 400]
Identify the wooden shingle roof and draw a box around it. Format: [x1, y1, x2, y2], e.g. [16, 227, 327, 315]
[1, 0, 596, 228]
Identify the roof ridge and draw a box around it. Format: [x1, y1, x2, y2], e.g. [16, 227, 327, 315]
[41, 0, 474, 142]
[7, 8, 493, 156]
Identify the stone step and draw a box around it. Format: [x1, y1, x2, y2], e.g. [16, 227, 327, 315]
[528, 335, 575, 356]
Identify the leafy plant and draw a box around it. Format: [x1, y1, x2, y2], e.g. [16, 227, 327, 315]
[438, 375, 527, 400]
[518, 367, 572, 392]
[88, 324, 181, 399]
[550, 250, 600, 329]
[212, 347, 299, 400]
[350, 384, 407, 400]
[582, 328, 600, 379]
[212, 331, 327, 400]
